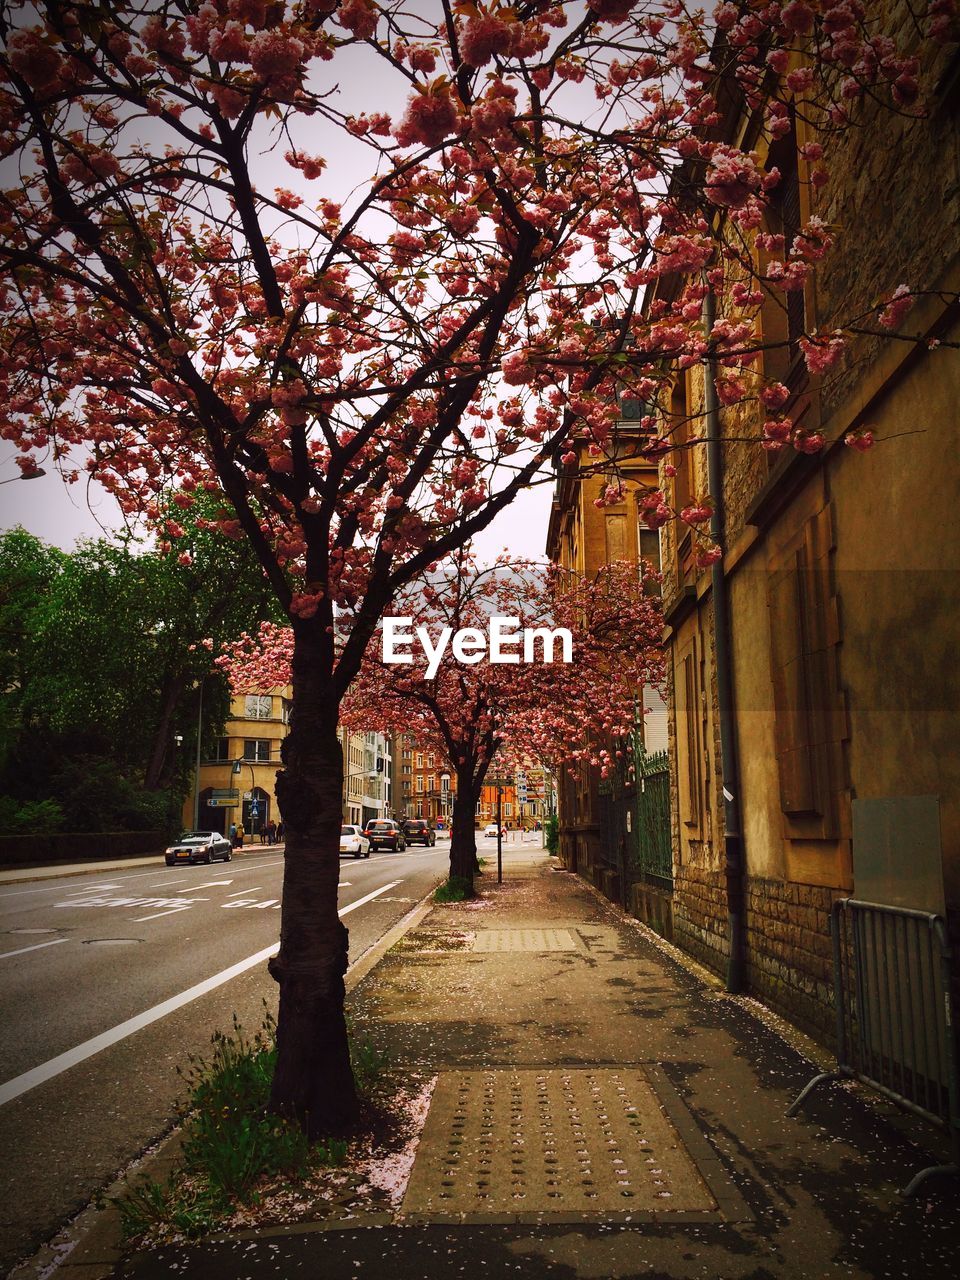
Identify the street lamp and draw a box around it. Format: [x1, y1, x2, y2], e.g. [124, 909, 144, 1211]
[232, 756, 259, 839]
[0, 466, 46, 485]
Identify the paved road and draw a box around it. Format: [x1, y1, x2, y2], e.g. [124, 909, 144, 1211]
[0, 843, 450, 1275]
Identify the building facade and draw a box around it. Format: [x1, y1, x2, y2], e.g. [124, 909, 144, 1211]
[182, 691, 393, 838]
[648, 23, 960, 1041]
[545, 423, 667, 883]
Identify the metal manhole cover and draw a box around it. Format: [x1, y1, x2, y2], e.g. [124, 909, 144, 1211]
[471, 929, 578, 953]
[401, 1067, 716, 1221]
[83, 938, 144, 946]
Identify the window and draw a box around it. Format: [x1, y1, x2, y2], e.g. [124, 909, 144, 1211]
[416, 753, 423, 769]
[759, 111, 810, 392]
[205, 737, 230, 763]
[504, 802, 513, 817]
[403, 780, 411, 793]
[402, 763, 411, 774]
[639, 528, 662, 598]
[427, 753, 435, 767]
[476, 800, 482, 816]
[416, 776, 424, 792]
[243, 739, 271, 762]
[245, 694, 272, 721]
[767, 506, 843, 839]
[428, 775, 436, 793]
[281, 698, 292, 725]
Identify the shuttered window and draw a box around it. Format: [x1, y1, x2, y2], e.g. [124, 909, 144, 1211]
[767, 507, 844, 838]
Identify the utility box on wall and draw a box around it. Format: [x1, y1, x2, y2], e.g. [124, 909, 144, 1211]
[852, 796, 944, 914]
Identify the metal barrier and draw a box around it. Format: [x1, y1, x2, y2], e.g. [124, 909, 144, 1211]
[787, 898, 959, 1196]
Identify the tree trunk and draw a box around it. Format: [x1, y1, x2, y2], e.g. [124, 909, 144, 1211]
[268, 622, 357, 1137]
[449, 767, 480, 884]
[143, 671, 187, 791]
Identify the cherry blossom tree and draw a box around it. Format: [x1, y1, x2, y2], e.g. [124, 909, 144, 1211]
[0, 0, 950, 1133]
[221, 554, 664, 886]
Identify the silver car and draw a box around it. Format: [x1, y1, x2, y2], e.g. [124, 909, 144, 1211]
[165, 830, 233, 866]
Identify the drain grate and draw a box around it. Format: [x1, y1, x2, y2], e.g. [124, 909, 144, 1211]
[471, 929, 578, 953]
[401, 1067, 716, 1221]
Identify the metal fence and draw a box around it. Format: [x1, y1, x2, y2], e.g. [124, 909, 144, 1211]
[787, 898, 959, 1196]
[635, 750, 671, 890]
[597, 748, 672, 902]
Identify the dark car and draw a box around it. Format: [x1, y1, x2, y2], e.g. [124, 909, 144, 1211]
[165, 830, 233, 866]
[363, 819, 406, 852]
[402, 819, 436, 847]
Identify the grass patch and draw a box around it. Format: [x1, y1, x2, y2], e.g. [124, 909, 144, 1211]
[114, 1007, 381, 1241]
[433, 876, 476, 902]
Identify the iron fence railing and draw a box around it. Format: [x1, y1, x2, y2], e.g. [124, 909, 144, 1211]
[787, 898, 959, 1196]
[635, 750, 671, 890]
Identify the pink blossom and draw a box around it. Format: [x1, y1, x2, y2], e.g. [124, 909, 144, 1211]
[878, 284, 913, 329]
[337, 0, 379, 40]
[793, 430, 825, 454]
[396, 89, 460, 148]
[249, 31, 305, 80]
[800, 334, 845, 375]
[695, 543, 723, 567]
[208, 21, 249, 63]
[844, 428, 875, 452]
[460, 14, 513, 67]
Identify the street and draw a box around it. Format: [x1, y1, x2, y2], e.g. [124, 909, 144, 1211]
[0, 843, 451, 1275]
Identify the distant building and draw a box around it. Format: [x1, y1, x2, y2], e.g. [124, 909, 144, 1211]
[182, 690, 391, 838]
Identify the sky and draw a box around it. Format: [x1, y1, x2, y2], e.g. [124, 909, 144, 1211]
[0, 453, 555, 561]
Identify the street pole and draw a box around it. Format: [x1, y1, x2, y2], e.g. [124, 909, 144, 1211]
[192, 677, 204, 829]
[497, 783, 503, 884]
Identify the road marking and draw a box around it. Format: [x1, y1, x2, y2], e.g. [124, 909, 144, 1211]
[132, 904, 200, 922]
[178, 880, 233, 893]
[338, 880, 401, 916]
[150, 878, 188, 887]
[223, 898, 281, 910]
[0, 855, 285, 900]
[226, 887, 260, 896]
[0, 878, 402, 1107]
[0, 938, 67, 961]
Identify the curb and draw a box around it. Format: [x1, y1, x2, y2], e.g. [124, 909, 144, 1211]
[7, 877, 443, 1280]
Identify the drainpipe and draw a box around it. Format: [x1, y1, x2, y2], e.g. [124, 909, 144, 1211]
[703, 288, 747, 994]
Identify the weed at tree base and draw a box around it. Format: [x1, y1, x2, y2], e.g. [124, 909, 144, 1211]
[113, 1005, 357, 1242]
[433, 876, 476, 902]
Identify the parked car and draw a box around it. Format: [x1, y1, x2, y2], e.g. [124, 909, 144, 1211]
[363, 819, 406, 852]
[165, 831, 232, 866]
[483, 823, 504, 838]
[402, 819, 436, 847]
[340, 824, 370, 859]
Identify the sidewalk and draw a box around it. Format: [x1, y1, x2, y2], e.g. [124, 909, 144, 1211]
[115, 852, 959, 1279]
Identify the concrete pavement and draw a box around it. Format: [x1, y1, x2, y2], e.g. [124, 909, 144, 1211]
[109, 851, 960, 1279]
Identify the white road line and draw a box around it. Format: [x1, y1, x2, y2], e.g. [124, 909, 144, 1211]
[178, 880, 233, 893]
[226, 887, 260, 896]
[132, 904, 198, 922]
[337, 880, 401, 916]
[0, 855, 285, 900]
[0, 938, 67, 961]
[0, 878, 402, 1107]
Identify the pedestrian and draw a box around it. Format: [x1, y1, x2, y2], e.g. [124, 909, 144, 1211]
[276, 821, 284, 844]
[229, 821, 237, 846]
[260, 824, 268, 845]
[235, 822, 244, 849]
[267, 820, 277, 845]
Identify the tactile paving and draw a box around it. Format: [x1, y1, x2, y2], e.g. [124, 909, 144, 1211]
[470, 929, 578, 952]
[401, 1067, 716, 1220]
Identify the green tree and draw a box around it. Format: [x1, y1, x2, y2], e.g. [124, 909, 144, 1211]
[0, 517, 278, 832]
